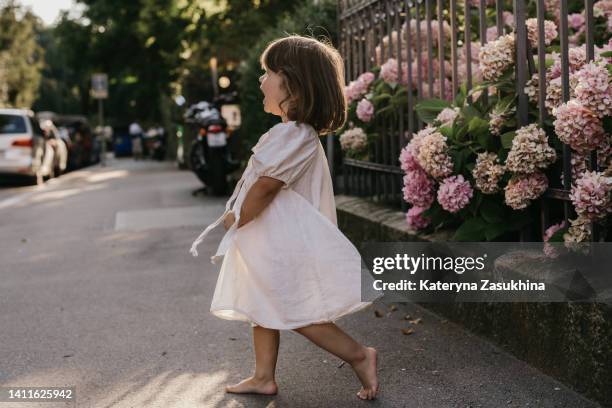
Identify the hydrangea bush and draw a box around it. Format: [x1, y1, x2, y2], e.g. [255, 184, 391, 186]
[341, 1, 612, 243]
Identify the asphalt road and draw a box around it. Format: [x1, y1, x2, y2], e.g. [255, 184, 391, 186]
[0, 157, 601, 408]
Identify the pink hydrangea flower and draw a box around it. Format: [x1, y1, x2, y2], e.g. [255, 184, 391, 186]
[473, 152, 505, 194]
[435, 107, 460, 127]
[573, 60, 612, 119]
[380, 58, 408, 85]
[504, 172, 548, 210]
[399, 126, 437, 173]
[525, 18, 558, 48]
[406, 206, 431, 230]
[568, 13, 585, 30]
[417, 131, 454, 179]
[505, 124, 556, 174]
[399, 147, 421, 173]
[437, 175, 473, 213]
[569, 170, 612, 220]
[486, 26, 499, 42]
[548, 47, 587, 81]
[543, 221, 567, 258]
[356, 98, 375, 123]
[563, 215, 592, 251]
[339, 127, 368, 152]
[553, 100, 605, 153]
[358, 72, 375, 87]
[479, 33, 515, 82]
[344, 71, 375, 103]
[402, 168, 435, 208]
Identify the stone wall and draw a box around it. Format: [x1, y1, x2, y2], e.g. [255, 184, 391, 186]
[335, 194, 612, 406]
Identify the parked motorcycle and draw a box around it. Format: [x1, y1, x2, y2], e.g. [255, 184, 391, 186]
[143, 126, 166, 161]
[185, 101, 240, 196]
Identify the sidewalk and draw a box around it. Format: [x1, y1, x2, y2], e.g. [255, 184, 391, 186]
[0, 157, 600, 407]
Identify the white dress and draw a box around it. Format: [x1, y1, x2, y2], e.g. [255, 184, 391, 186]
[189, 120, 381, 330]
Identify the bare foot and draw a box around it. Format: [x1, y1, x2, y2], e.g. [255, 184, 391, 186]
[351, 346, 379, 400]
[225, 376, 278, 395]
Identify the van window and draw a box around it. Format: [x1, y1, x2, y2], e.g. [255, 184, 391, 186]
[0, 114, 27, 134]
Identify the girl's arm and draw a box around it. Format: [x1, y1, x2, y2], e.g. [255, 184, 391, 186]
[237, 176, 284, 228]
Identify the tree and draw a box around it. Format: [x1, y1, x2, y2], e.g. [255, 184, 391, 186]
[0, 0, 44, 108]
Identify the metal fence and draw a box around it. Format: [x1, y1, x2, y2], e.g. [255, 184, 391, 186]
[336, 0, 604, 240]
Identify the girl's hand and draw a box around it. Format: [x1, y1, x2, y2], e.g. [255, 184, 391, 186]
[223, 211, 236, 231]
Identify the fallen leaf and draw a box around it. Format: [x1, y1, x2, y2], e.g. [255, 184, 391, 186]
[409, 318, 423, 324]
[401, 328, 415, 335]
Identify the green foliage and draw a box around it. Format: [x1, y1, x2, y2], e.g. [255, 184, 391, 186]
[500, 130, 516, 149]
[415, 98, 451, 124]
[0, 1, 44, 107]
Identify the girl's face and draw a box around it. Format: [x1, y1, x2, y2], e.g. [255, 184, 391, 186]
[259, 67, 290, 119]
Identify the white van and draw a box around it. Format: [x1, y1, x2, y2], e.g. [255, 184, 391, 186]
[0, 108, 55, 185]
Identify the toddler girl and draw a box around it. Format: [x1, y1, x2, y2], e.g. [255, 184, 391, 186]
[190, 34, 381, 401]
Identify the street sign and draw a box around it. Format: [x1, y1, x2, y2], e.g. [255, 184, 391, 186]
[91, 73, 108, 99]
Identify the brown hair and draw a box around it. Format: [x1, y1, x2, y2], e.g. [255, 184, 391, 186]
[260, 35, 347, 135]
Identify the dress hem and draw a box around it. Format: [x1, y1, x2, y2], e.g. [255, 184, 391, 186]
[210, 298, 380, 330]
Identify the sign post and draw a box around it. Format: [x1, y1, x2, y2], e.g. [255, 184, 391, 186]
[91, 73, 108, 166]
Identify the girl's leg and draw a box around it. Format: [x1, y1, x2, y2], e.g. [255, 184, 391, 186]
[225, 325, 280, 395]
[292, 322, 379, 400]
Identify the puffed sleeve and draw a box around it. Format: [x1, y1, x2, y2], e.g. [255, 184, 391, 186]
[251, 122, 319, 189]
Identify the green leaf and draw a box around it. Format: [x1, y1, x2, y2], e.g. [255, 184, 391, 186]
[600, 50, 612, 58]
[500, 131, 516, 149]
[439, 126, 453, 139]
[547, 225, 568, 242]
[468, 117, 492, 149]
[415, 98, 451, 124]
[450, 148, 472, 174]
[508, 211, 532, 231]
[480, 197, 505, 224]
[484, 222, 509, 241]
[461, 105, 481, 122]
[496, 94, 516, 112]
[452, 218, 487, 241]
[421, 203, 449, 227]
[455, 124, 469, 141]
[372, 93, 391, 104]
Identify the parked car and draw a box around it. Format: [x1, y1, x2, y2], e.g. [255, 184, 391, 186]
[0, 108, 55, 185]
[37, 112, 99, 169]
